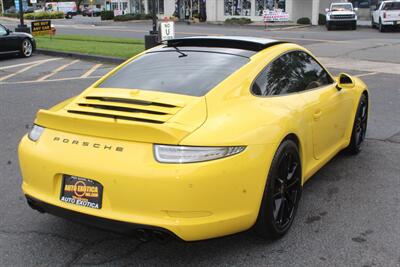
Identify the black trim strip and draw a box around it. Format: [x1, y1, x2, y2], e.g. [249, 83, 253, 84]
[25, 195, 179, 239]
[78, 103, 169, 115]
[67, 110, 165, 124]
[85, 96, 178, 108]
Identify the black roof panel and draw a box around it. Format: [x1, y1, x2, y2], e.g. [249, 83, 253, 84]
[166, 36, 286, 52]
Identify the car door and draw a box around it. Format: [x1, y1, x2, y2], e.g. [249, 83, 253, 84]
[373, 3, 382, 23]
[0, 25, 19, 53]
[290, 51, 354, 160]
[0, 25, 10, 53]
[251, 50, 353, 161]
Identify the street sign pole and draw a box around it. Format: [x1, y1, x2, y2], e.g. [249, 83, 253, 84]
[15, 0, 30, 33]
[144, 0, 159, 49]
[151, 0, 157, 34]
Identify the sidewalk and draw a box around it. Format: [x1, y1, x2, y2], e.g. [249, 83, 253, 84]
[358, 20, 372, 27]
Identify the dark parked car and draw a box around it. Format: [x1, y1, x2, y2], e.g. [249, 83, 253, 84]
[4, 6, 17, 14]
[82, 7, 101, 17]
[0, 24, 36, 58]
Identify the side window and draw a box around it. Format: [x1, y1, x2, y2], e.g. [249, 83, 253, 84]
[0, 26, 7, 36]
[252, 51, 333, 96]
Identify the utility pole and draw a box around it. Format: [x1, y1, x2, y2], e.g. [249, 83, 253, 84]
[15, 0, 30, 33]
[144, 0, 159, 49]
[1, 0, 5, 15]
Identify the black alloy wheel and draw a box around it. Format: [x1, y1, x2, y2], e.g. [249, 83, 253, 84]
[254, 139, 302, 239]
[347, 94, 368, 154]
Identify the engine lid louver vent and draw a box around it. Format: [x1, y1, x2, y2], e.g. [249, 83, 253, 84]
[66, 96, 184, 124]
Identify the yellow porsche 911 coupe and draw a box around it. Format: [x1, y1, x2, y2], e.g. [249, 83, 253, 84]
[19, 36, 369, 241]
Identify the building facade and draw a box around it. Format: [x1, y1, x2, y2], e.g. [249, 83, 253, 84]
[105, 0, 374, 25]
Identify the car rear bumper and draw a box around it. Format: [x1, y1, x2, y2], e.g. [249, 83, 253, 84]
[25, 195, 178, 239]
[381, 20, 400, 26]
[19, 128, 276, 241]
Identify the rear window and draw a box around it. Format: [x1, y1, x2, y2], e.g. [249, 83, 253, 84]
[98, 50, 249, 96]
[382, 2, 400, 10]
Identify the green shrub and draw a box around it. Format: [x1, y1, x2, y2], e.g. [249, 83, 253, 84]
[318, 13, 326, 25]
[113, 13, 153, 21]
[297, 17, 311, 25]
[24, 11, 64, 19]
[101, 10, 114, 20]
[3, 12, 19, 18]
[224, 17, 252, 25]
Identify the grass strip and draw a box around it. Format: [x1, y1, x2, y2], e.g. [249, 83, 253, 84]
[36, 35, 145, 58]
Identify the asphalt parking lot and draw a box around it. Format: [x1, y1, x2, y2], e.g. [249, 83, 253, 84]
[1, 53, 399, 267]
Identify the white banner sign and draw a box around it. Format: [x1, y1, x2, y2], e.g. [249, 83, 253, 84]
[159, 21, 175, 41]
[113, 9, 123, 16]
[263, 9, 289, 22]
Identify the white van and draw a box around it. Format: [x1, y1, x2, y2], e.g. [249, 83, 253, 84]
[45, 2, 77, 19]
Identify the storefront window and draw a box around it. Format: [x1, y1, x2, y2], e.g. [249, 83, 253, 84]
[256, 0, 286, 15]
[224, 0, 252, 16]
[130, 0, 144, 13]
[111, 2, 118, 10]
[148, 0, 164, 14]
[122, 2, 128, 12]
[351, 0, 371, 8]
[174, 0, 206, 20]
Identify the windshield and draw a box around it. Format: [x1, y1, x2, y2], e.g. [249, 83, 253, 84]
[382, 2, 400, 10]
[331, 4, 353, 11]
[98, 50, 249, 96]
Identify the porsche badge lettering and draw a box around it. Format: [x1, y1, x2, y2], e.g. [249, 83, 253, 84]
[53, 136, 124, 152]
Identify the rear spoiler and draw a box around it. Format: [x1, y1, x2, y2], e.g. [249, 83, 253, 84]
[166, 36, 287, 52]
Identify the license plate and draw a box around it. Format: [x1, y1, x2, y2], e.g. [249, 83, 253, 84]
[60, 175, 103, 209]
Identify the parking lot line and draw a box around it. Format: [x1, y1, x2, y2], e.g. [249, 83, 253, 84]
[356, 72, 378, 78]
[0, 76, 101, 85]
[0, 60, 55, 82]
[80, 63, 103, 78]
[36, 59, 80, 81]
[0, 58, 61, 71]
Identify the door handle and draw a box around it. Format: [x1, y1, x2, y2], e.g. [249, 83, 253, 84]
[313, 110, 322, 120]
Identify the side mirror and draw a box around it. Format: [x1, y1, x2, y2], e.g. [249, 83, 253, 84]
[6, 29, 11, 35]
[325, 8, 329, 12]
[354, 7, 358, 11]
[337, 73, 355, 90]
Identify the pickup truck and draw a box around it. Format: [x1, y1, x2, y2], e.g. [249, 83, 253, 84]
[325, 2, 358, 30]
[371, 1, 400, 32]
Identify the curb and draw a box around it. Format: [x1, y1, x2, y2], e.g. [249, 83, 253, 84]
[36, 49, 126, 64]
[0, 16, 33, 23]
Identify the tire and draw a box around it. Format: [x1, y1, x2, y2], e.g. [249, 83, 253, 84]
[379, 19, 385, 32]
[254, 139, 302, 239]
[346, 94, 368, 155]
[371, 17, 376, 28]
[20, 38, 33, 58]
[352, 22, 357, 30]
[326, 22, 332, 31]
